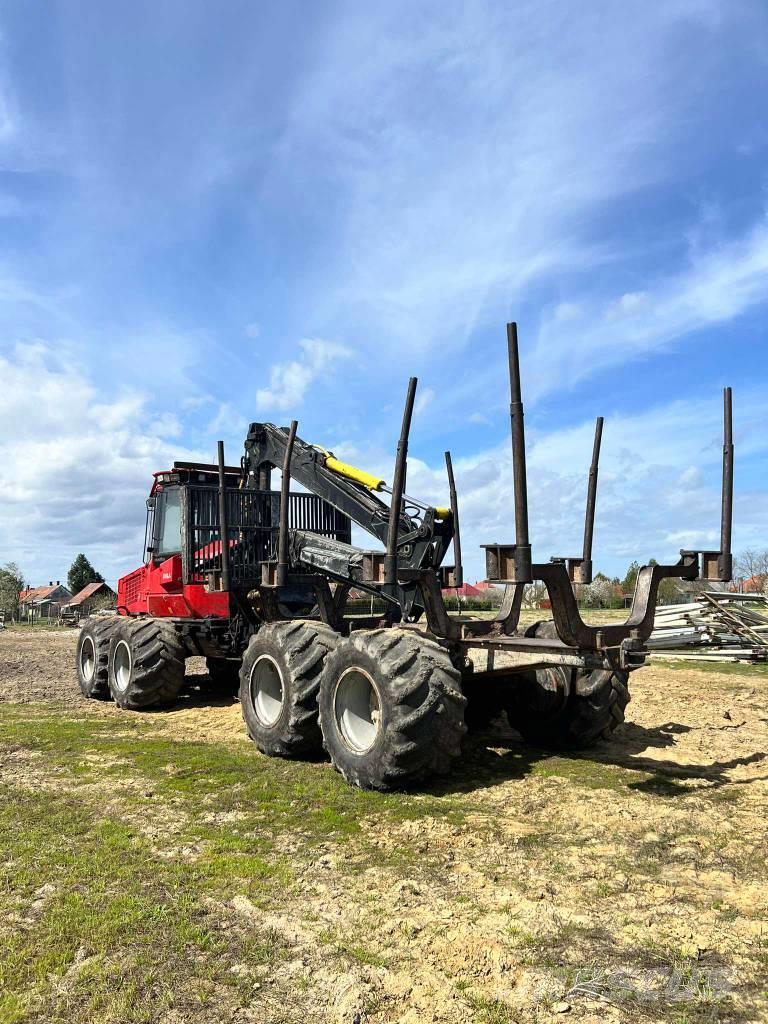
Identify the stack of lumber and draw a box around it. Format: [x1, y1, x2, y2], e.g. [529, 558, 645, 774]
[648, 592, 768, 662]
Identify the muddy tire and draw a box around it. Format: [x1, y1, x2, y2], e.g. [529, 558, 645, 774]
[76, 617, 117, 699]
[107, 617, 186, 710]
[240, 621, 338, 758]
[504, 620, 630, 750]
[318, 629, 466, 791]
[204, 657, 242, 698]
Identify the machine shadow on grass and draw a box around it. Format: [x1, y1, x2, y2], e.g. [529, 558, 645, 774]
[126, 670, 768, 798]
[424, 718, 768, 799]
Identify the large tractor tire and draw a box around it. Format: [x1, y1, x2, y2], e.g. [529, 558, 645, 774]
[504, 620, 630, 750]
[107, 618, 186, 710]
[203, 657, 242, 699]
[75, 616, 117, 699]
[318, 629, 466, 791]
[240, 620, 338, 758]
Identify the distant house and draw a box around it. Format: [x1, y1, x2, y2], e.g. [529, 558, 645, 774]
[19, 582, 73, 620]
[443, 580, 503, 604]
[63, 581, 117, 618]
[740, 574, 768, 595]
[444, 582, 485, 599]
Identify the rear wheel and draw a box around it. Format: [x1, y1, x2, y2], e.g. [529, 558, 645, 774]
[318, 630, 466, 791]
[76, 617, 117, 699]
[108, 618, 186, 710]
[503, 620, 630, 749]
[240, 620, 338, 758]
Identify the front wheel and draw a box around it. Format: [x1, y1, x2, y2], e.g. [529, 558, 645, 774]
[108, 618, 186, 710]
[318, 630, 466, 791]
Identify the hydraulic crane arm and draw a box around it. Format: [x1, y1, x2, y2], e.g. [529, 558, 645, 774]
[242, 422, 454, 574]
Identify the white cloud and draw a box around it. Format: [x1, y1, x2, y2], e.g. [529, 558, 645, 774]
[255, 338, 352, 412]
[149, 413, 182, 438]
[528, 213, 768, 399]
[0, 343, 205, 585]
[330, 387, 768, 583]
[182, 394, 216, 410]
[206, 401, 244, 438]
[3, 339, 763, 589]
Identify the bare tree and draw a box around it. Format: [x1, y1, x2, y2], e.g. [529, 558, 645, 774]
[735, 549, 768, 593]
[522, 581, 548, 609]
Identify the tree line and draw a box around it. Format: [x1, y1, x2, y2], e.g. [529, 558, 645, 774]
[523, 549, 768, 611]
[0, 554, 105, 621]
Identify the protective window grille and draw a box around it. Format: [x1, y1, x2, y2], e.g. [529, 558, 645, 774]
[122, 568, 144, 605]
[183, 487, 351, 587]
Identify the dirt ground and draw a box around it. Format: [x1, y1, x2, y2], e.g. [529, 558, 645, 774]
[1, 627, 766, 1023]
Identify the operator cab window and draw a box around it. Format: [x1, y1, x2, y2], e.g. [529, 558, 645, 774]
[155, 487, 182, 558]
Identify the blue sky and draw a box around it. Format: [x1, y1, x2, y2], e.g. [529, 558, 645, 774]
[1, 0, 767, 589]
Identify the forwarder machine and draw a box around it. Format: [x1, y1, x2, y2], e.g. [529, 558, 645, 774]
[76, 323, 735, 790]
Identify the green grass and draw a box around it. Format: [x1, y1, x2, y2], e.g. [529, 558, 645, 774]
[0, 704, 475, 1022]
[0, 706, 468, 839]
[0, 787, 283, 1024]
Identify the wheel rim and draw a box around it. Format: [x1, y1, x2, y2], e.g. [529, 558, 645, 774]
[249, 655, 284, 726]
[113, 639, 132, 692]
[334, 667, 382, 753]
[80, 636, 96, 682]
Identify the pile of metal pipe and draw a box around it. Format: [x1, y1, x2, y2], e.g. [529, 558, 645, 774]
[648, 592, 768, 663]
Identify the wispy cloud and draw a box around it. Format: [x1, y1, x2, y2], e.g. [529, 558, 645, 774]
[272, 2, 740, 351]
[255, 338, 352, 412]
[527, 212, 768, 398]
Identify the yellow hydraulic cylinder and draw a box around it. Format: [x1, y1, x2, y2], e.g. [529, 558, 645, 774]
[324, 455, 385, 491]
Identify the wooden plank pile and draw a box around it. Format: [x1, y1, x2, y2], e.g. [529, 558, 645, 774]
[648, 592, 768, 663]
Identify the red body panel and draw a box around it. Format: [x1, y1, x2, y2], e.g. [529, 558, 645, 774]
[117, 556, 230, 619]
